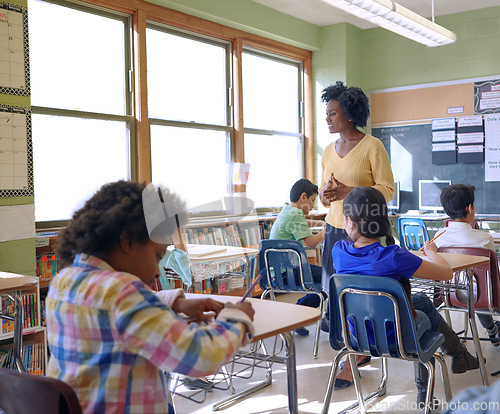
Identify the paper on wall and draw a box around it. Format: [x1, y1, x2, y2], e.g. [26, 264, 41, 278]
[0, 204, 35, 242]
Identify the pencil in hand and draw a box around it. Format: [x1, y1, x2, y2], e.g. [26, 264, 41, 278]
[239, 273, 263, 303]
[419, 231, 445, 251]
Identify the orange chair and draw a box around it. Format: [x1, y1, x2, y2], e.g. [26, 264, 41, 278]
[0, 367, 82, 414]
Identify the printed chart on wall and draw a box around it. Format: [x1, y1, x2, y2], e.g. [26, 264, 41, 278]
[485, 114, 500, 182]
[0, 2, 29, 95]
[0, 104, 32, 196]
[474, 78, 500, 115]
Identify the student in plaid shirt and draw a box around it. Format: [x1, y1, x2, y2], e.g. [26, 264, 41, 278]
[46, 181, 255, 413]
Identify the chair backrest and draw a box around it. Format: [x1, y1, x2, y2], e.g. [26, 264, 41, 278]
[437, 246, 500, 310]
[398, 217, 429, 250]
[0, 367, 82, 414]
[258, 239, 317, 292]
[329, 274, 441, 363]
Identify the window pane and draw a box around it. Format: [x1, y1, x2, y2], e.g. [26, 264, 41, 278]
[245, 133, 302, 207]
[28, 0, 127, 114]
[150, 125, 229, 209]
[243, 53, 299, 132]
[147, 28, 227, 125]
[32, 115, 130, 221]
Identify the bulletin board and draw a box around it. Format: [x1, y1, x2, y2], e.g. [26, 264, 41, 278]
[0, 2, 30, 96]
[0, 104, 32, 197]
[0, 1, 32, 198]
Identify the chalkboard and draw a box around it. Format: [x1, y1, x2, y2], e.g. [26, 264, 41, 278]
[372, 124, 496, 214]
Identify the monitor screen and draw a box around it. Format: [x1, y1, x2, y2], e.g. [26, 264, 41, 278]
[419, 180, 451, 212]
[387, 181, 400, 211]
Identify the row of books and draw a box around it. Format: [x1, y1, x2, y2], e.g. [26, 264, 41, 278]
[1, 293, 38, 334]
[36, 252, 58, 282]
[0, 343, 45, 376]
[182, 224, 264, 248]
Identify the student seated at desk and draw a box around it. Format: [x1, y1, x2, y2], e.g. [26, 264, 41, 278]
[46, 181, 255, 414]
[259, 178, 326, 337]
[433, 183, 500, 346]
[331, 187, 479, 407]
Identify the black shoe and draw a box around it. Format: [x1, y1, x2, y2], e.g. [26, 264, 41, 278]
[295, 326, 310, 336]
[417, 394, 439, 410]
[488, 321, 500, 346]
[183, 378, 213, 391]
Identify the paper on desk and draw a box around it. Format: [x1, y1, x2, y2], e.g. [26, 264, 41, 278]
[0, 204, 35, 242]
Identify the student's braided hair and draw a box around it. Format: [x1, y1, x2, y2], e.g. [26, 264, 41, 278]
[342, 186, 395, 246]
[321, 81, 370, 128]
[56, 180, 185, 268]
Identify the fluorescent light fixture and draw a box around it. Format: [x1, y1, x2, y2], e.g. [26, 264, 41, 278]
[322, 0, 457, 47]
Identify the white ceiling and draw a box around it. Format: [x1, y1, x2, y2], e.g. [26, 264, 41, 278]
[252, 0, 500, 29]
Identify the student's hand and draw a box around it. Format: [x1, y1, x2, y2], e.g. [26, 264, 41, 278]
[423, 241, 438, 256]
[225, 301, 255, 321]
[172, 297, 225, 323]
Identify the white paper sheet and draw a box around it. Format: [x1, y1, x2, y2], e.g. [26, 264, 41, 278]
[0, 204, 35, 242]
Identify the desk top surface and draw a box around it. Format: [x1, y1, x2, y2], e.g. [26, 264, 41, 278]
[0, 271, 38, 293]
[413, 251, 490, 272]
[186, 293, 321, 342]
[185, 244, 258, 262]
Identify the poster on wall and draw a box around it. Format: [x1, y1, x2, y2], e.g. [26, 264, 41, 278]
[474, 78, 500, 115]
[0, 104, 32, 197]
[485, 114, 500, 182]
[0, 2, 29, 96]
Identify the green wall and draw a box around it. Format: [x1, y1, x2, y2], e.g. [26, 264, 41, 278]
[146, 0, 321, 50]
[360, 7, 500, 91]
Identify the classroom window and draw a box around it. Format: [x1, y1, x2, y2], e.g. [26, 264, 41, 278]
[146, 24, 232, 209]
[242, 50, 304, 208]
[28, 0, 133, 224]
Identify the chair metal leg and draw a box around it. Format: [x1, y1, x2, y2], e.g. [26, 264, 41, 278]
[423, 361, 435, 414]
[434, 353, 452, 402]
[11, 293, 26, 373]
[321, 348, 349, 414]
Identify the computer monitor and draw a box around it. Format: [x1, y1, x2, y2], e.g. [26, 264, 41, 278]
[419, 180, 451, 213]
[387, 181, 400, 212]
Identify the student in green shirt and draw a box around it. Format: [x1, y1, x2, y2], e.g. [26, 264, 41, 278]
[262, 178, 326, 336]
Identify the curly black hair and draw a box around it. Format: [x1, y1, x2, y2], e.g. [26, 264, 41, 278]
[321, 81, 370, 128]
[56, 180, 186, 269]
[343, 186, 395, 246]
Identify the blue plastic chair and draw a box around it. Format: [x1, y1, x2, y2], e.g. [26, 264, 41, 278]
[258, 239, 326, 358]
[398, 217, 430, 250]
[322, 274, 452, 414]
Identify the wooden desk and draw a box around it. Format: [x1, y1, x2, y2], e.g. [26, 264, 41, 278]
[186, 293, 321, 413]
[412, 251, 490, 385]
[0, 272, 38, 372]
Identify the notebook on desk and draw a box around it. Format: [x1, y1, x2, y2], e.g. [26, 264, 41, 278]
[188, 245, 228, 257]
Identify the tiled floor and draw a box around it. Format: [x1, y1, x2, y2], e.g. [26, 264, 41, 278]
[171, 294, 499, 414]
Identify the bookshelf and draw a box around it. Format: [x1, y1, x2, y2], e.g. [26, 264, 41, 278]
[0, 273, 47, 376]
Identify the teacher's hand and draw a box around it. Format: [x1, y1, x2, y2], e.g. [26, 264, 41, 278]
[330, 175, 353, 201]
[321, 173, 335, 204]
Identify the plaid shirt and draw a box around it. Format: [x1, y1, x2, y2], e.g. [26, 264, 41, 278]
[46, 254, 253, 413]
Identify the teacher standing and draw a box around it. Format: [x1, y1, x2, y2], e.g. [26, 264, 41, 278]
[319, 81, 395, 297]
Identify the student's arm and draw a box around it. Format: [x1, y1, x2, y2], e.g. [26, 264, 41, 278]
[412, 241, 453, 281]
[303, 228, 325, 249]
[306, 219, 326, 227]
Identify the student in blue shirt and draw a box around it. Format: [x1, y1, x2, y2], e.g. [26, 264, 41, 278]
[331, 186, 480, 408]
